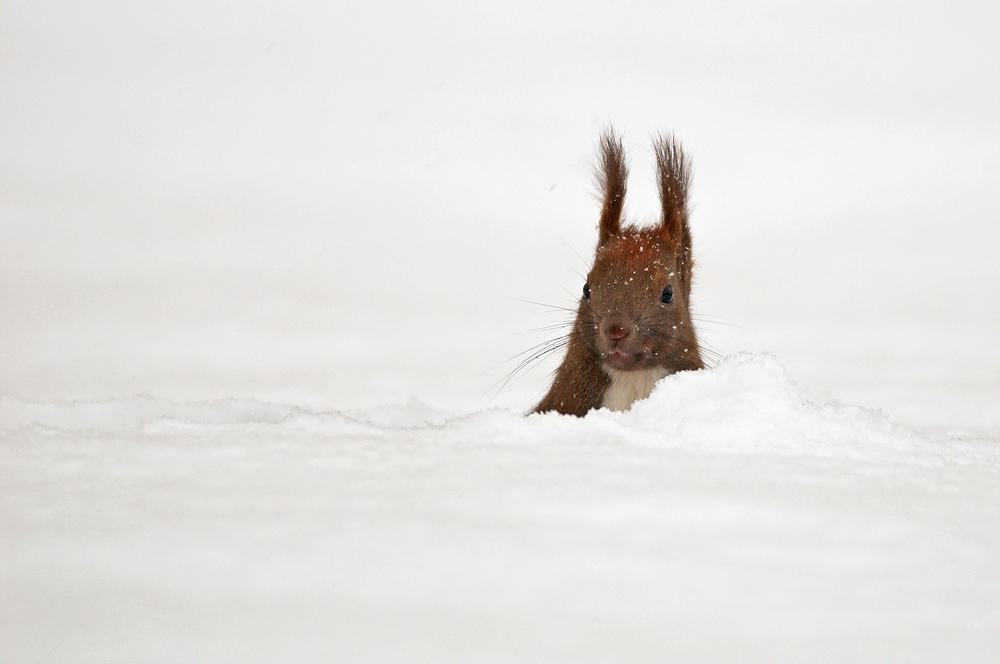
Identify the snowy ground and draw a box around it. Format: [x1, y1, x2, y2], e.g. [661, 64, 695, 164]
[4, 356, 999, 662]
[2, 2, 999, 662]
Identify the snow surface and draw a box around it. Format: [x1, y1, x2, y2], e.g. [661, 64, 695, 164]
[4, 355, 999, 662]
[2, 1, 1000, 661]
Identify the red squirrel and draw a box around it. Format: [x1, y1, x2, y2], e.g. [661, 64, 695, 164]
[533, 129, 704, 416]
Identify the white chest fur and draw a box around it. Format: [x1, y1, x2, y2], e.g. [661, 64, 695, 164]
[601, 366, 671, 412]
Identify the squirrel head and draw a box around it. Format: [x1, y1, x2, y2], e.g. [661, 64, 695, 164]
[575, 130, 701, 374]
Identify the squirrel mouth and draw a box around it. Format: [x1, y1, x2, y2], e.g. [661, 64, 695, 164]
[603, 349, 642, 368]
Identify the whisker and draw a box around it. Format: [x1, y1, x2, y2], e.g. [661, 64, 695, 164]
[504, 297, 578, 314]
[504, 340, 569, 379]
[560, 238, 591, 273]
[486, 336, 572, 371]
[483, 337, 570, 403]
[559, 284, 582, 301]
[635, 325, 726, 369]
[691, 316, 753, 331]
[516, 322, 575, 336]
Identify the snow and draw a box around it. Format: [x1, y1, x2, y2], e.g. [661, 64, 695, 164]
[2, 1, 1000, 661]
[3, 356, 999, 661]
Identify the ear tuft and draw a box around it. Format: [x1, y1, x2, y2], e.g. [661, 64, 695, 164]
[597, 128, 628, 245]
[654, 133, 695, 291]
[653, 133, 692, 249]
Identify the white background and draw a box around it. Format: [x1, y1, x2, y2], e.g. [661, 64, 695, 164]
[3, 0, 998, 423]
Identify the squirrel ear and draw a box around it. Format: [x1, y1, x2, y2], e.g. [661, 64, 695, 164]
[653, 133, 692, 251]
[597, 129, 627, 245]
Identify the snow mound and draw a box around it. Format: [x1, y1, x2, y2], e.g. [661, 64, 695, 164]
[2, 353, 939, 464]
[627, 352, 922, 460]
[445, 352, 927, 464]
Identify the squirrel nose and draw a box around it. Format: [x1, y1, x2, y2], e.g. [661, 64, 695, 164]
[604, 323, 630, 340]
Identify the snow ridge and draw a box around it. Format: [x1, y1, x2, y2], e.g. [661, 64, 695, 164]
[2, 354, 985, 467]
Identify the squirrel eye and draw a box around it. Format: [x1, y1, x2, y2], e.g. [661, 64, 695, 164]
[660, 285, 674, 304]
[583, 283, 591, 299]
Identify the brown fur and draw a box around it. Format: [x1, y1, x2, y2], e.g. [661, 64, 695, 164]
[597, 131, 628, 245]
[533, 129, 704, 416]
